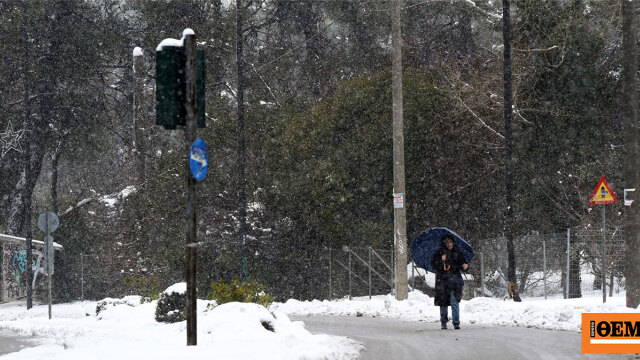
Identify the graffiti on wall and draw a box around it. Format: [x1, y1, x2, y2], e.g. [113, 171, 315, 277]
[3, 242, 45, 301]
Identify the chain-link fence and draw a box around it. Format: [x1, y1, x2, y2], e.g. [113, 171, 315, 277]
[569, 229, 625, 299]
[51, 229, 626, 303]
[456, 229, 624, 300]
[327, 229, 626, 301]
[477, 233, 568, 299]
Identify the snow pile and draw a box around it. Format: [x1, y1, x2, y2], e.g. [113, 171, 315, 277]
[164, 282, 186, 294]
[272, 291, 639, 332]
[0, 299, 362, 360]
[156, 28, 195, 51]
[3, 290, 637, 358]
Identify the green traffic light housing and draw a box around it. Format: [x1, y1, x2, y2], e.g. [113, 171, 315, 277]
[156, 45, 185, 130]
[155, 45, 206, 130]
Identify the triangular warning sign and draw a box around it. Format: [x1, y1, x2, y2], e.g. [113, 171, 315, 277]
[588, 176, 618, 205]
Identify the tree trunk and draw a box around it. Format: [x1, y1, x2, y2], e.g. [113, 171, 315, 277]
[622, 0, 640, 309]
[502, 0, 520, 302]
[51, 141, 62, 215]
[6, 170, 27, 236]
[294, 2, 324, 99]
[568, 247, 581, 298]
[237, 0, 248, 281]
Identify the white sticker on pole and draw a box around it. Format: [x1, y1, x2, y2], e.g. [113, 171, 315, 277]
[393, 193, 404, 208]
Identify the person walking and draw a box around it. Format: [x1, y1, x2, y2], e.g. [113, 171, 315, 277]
[430, 235, 468, 330]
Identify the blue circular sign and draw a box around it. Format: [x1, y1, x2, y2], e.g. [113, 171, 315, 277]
[189, 138, 208, 181]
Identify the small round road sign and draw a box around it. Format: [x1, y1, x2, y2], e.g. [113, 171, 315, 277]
[189, 138, 208, 182]
[38, 211, 59, 233]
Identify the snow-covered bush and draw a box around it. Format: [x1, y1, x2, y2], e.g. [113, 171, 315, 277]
[207, 278, 274, 310]
[155, 282, 187, 323]
[96, 296, 142, 316]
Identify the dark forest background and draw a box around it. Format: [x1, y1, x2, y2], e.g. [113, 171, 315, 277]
[0, 0, 632, 301]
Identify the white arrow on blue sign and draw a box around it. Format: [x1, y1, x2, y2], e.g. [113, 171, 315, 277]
[189, 137, 208, 181]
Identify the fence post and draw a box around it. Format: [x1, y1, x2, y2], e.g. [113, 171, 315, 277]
[411, 261, 415, 291]
[480, 251, 485, 297]
[81, 253, 84, 301]
[543, 238, 547, 300]
[566, 228, 570, 299]
[348, 249, 352, 300]
[329, 248, 332, 300]
[368, 247, 372, 299]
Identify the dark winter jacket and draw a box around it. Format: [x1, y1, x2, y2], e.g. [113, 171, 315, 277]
[430, 240, 466, 306]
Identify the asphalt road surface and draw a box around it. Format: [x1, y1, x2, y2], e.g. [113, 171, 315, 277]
[0, 330, 37, 356]
[295, 315, 639, 360]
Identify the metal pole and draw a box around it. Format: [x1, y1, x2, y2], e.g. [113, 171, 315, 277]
[411, 261, 415, 291]
[47, 227, 52, 319]
[133, 47, 146, 187]
[543, 238, 547, 300]
[329, 248, 332, 300]
[480, 251, 485, 297]
[368, 247, 372, 299]
[242, 235, 247, 280]
[348, 250, 352, 300]
[566, 228, 570, 299]
[184, 31, 198, 346]
[602, 206, 606, 303]
[48, 274, 52, 319]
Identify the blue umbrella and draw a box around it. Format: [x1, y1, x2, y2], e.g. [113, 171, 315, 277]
[410, 227, 474, 273]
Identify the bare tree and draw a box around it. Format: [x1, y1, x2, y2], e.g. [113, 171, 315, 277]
[502, 0, 521, 302]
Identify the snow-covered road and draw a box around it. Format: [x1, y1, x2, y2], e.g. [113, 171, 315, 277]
[296, 315, 633, 360]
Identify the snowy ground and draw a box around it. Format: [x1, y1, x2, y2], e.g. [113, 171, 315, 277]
[0, 297, 362, 360]
[273, 291, 637, 332]
[0, 291, 636, 359]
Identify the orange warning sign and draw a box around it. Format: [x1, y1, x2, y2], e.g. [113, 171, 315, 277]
[588, 176, 618, 205]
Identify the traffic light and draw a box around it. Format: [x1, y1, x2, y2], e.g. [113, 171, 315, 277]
[156, 45, 185, 130]
[156, 45, 206, 130]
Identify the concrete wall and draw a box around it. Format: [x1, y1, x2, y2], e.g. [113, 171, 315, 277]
[0, 234, 62, 303]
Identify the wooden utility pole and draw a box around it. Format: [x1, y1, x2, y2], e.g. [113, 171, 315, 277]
[237, 0, 248, 281]
[622, 0, 640, 309]
[391, 0, 408, 301]
[502, 0, 520, 302]
[184, 32, 198, 346]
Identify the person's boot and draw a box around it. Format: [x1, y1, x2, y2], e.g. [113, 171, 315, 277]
[441, 323, 447, 330]
[453, 323, 460, 330]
